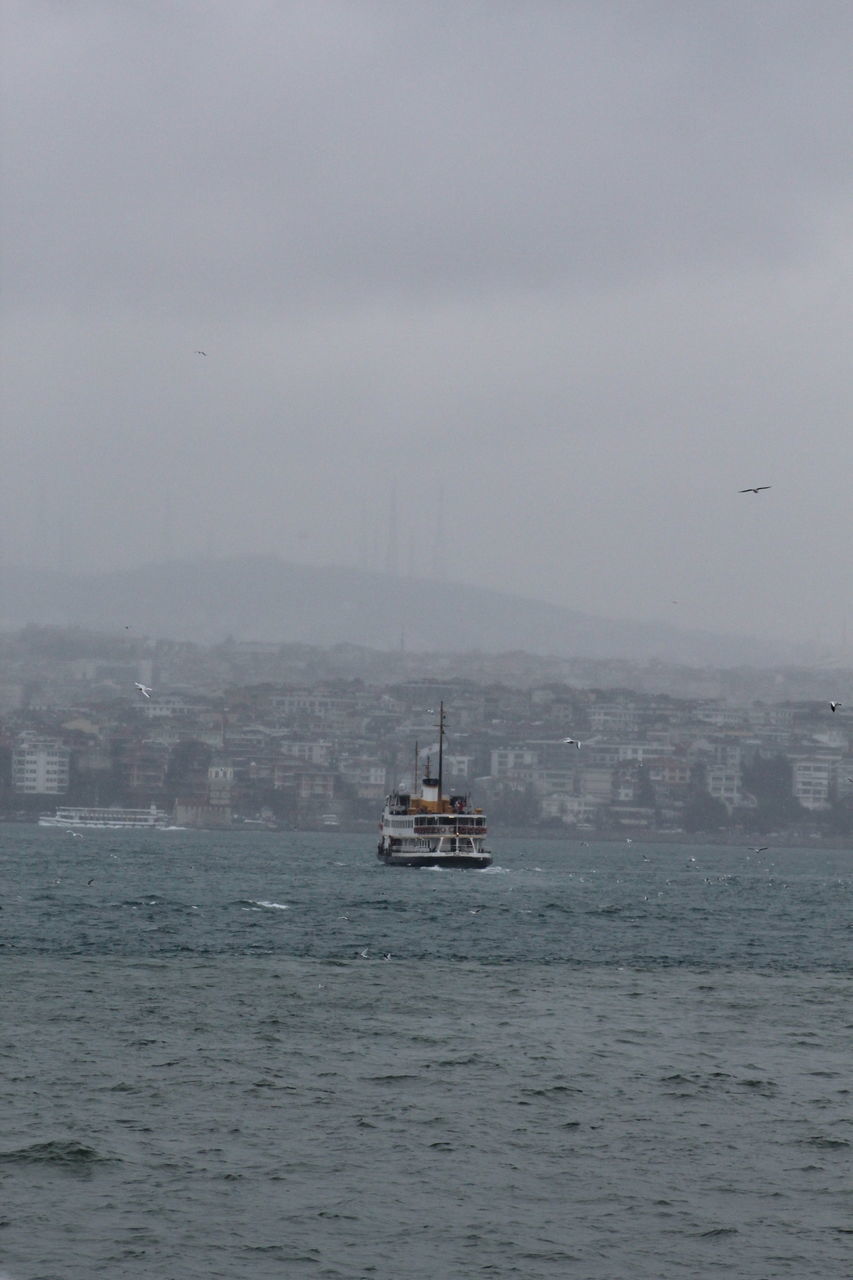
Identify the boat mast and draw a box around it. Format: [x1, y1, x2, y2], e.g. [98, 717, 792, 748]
[437, 701, 445, 801]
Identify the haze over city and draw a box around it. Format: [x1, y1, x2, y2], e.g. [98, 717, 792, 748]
[2, 1, 852, 654]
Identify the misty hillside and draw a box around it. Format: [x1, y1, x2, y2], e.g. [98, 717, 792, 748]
[0, 557, 788, 666]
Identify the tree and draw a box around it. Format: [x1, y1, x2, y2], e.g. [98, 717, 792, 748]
[165, 740, 212, 801]
[635, 764, 657, 809]
[683, 791, 728, 832]
[741, 754, 805, 831]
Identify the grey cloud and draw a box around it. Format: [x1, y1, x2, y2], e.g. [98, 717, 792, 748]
[4, 1, 852, 314]
[2, 1, 852, 654]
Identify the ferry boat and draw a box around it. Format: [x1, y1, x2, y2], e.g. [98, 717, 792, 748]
[378, 704, 491, 868]
[39, 803, 171, 830]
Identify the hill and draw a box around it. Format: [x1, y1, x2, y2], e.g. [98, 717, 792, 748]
[0, 556, 789, 666]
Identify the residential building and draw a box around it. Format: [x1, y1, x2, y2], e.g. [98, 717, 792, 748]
[12, 735, 71, 794]
[490, 746, 538, 779]
[792, 755, 839, 810]
[589, 701, 639, 735]
[706, 764, 745, 811]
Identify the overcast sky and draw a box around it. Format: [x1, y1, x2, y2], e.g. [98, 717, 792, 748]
[2, 1, 852, 652]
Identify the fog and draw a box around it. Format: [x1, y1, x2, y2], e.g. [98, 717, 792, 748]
[2, 1, 852, 653]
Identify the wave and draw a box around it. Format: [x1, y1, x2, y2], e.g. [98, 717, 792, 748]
[0, 1140, 115, 1167]
[236, 899, 290, 911]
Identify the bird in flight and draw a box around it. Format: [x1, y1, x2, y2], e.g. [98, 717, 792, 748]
[134, 682, 153, 699]
[739, 486, 771, 494]
[195, 350, 207, 356]
[830, 701, 842, 712]
[562, 737, 582, 748]
[749, 846, 769, 854]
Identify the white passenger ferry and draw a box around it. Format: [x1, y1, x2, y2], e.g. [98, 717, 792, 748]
[39, 804, 171, 830]
[377, 705, 491, 868]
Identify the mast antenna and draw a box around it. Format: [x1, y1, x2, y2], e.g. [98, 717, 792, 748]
[437, 702, 445, 801]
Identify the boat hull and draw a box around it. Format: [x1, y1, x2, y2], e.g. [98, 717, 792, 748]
[378, 851, 492, 869]
[39, 805, 170, 829]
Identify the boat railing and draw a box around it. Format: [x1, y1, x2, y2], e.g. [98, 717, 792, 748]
[413, 821, 486, 835]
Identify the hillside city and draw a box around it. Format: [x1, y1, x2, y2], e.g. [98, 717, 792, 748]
[2, 627, 852, 841]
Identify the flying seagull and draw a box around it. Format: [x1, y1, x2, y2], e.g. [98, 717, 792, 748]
[749, 846, 769, 854]
[562, 737, 582, 748]
[739, 485, 771, 494]
[195, 350, 207, 356]
[830, 701, 842, 712]
[562, 736, 597, 749]
[134, 682, 152, 699]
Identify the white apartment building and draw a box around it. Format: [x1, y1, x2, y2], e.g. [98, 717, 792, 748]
[532, 767, 577, 796]
[837, 762, 853, 798]
[706, 764, 744, 811]
[541, 793, 599, 825]
[338, 755, 387, 800]
[490, 746, 539, 779]
[279, 741, 333, 765]
[578, 766, 614, 802]
[12, 736, 71, 795]
[792, 755, 838, 810]
[444, 754, 474, 780]
[208, 764, 234, 806]
[696, 704, 747, 727]
[589, 702, 639, 735]
[271, 692, 350, 722]
[143, 692, 198, 719]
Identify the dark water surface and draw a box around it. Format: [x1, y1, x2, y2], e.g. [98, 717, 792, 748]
[1, 829, 850, 1279]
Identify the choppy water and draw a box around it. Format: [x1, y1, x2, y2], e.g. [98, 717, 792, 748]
[1, 829, 850, 1279]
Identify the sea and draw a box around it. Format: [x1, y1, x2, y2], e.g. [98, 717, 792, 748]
[0, 827, 850, 1280]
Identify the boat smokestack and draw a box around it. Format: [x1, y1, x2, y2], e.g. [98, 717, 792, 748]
[421, 776, 440, 803]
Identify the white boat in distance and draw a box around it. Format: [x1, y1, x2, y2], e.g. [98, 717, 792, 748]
[39, 804, 171, 830]
[378, 704, 491, 869]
